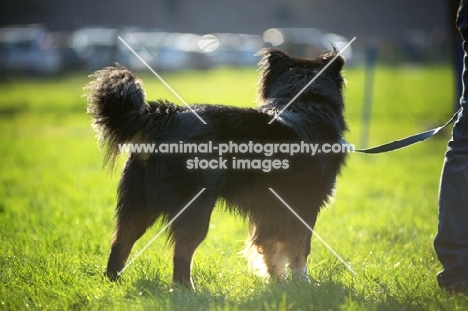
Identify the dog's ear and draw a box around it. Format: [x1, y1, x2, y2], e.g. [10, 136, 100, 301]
[321, 49, 345, 72]
[257, 48, 292, 68]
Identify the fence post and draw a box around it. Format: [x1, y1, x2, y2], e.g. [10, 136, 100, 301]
[360, 39, 378, 149]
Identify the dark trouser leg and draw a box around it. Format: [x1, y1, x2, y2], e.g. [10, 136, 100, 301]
[434, 0, 468, 290]
[434, 105, 468, 288]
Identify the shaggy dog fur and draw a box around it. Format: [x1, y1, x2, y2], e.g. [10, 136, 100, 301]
[86, 48, 347, 290]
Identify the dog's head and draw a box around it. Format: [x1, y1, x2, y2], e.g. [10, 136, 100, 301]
[257, 48, 345, 105]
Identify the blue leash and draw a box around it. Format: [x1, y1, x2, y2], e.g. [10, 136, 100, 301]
[353, 109, 461, 154]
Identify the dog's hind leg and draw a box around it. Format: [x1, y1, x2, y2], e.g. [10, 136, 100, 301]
[106, 157, 157, 281]
[106, 208, 157, 281]
[170, 198, 216, 291]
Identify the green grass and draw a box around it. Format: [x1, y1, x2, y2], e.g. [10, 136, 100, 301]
[1, 65, 467, 310]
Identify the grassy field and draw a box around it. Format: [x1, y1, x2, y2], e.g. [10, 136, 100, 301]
[1, 64, 467, 310]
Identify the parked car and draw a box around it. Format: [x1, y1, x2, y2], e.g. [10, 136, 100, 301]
[70, 27, 119, 70]
[203, 33, 263, 67]
[117, 29, 210, 71]
[0, 24, 62, 75]
[263, 28, 354, 63]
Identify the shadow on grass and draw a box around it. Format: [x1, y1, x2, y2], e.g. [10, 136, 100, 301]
[126, 276, 425, 310]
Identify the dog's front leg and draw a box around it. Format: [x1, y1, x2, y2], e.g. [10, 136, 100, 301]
[262, 241, 287, 281]
[288, 231, 312, 282]
[290, 255, 311, 282]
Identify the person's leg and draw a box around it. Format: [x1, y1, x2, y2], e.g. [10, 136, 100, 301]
[434, 0, 468, 292]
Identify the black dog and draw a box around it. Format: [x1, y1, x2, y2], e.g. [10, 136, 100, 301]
[86, 48, 347, 290]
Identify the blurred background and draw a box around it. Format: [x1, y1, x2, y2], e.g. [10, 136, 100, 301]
[0, 0, 454, 75]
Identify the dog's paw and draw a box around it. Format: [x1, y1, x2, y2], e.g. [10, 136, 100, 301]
[291, 267, 311, 283]
[105, 270, 121, 282]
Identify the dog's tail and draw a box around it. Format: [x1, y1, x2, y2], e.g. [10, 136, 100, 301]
[85, 64, 146, 169]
